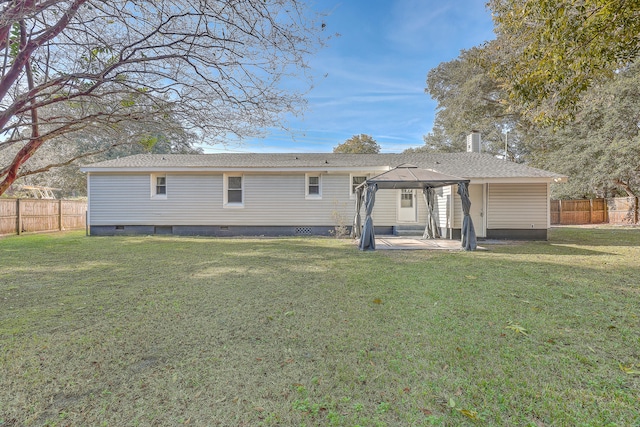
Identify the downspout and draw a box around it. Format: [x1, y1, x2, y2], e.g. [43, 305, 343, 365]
[86, 173, 90, 236]
[546, 182, 551, 229]
[483, 183, 488, 237]
[449, 185, 455, 239]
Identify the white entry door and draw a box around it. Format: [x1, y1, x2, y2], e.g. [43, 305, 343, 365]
[397, 189, 417, 222]
[468, 184, 486, 238]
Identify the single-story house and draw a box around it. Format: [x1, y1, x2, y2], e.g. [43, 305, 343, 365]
[81, 141, 566, 241]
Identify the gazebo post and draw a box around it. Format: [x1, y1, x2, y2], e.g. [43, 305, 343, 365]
[358, 183, 377, 251]
[457, 182, 477, 251]
[352, 186, 364, 238]
[422, 187, 441, 239]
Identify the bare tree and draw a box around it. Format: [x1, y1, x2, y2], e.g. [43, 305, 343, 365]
[0, 0, 324, 194]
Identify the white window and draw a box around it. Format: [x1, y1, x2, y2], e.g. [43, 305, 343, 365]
[305, 174, 322, 199]
[224, 174, 244, 207]
[151, 174, 167, 199]
[350, 174, 367, 198]
[400, 189, 414, 208]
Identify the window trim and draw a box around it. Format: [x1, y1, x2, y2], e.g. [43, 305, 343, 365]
[223, 173, 244, 208]
[151, 174, 167, 199]
[350, 174, 368, 199]
[305, 173, 322, 200]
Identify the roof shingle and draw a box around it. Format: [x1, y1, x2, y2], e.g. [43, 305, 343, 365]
[82, 152, 565, 180]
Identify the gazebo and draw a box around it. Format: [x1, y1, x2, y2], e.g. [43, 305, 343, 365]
[353, 165, 477, 251]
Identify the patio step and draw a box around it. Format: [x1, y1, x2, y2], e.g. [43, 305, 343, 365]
[393, 225, 424, 236]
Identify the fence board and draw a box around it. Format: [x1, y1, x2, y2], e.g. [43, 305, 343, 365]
[591, 198, 607, 223]
[563, 200, 591, 224]
[550, 200, 559, 224]
[551, 198, 607, 225]
[551, 197, 636, 225]
[0, 199, 17, 235]
[0, 199, 86, 235]
[61, 200, 87, 230]
[607, 197, 638, 224]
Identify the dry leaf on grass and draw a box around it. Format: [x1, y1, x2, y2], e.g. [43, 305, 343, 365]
[505, 322, 528, 336]
[459, 408, 479, 420]
[619, 364, 640, 375]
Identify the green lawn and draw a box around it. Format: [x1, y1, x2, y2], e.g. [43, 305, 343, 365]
[1, 228, 639, 426]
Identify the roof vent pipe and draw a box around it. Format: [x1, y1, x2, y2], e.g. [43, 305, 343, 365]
[466, 131, 481, 153]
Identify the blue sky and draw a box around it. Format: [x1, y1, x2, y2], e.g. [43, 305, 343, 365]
[209, 1, 495, 154]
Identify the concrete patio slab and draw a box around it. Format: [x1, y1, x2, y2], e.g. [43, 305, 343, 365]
[373, 236, 473, 250]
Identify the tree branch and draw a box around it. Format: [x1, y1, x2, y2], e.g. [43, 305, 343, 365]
[0, 0, 87, 120]
[613, 178, 635, 197]
[13, 140, 138, 178]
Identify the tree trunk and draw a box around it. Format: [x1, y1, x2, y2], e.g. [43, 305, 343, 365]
[0, 138, 46, 194]
[0, 20, 45, 195]
[613, 179, 636, 197]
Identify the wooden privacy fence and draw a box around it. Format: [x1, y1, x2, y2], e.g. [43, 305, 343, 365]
[0, 199, 86, 235]
[551, 197, 639, 225]
[606, 197, 639, 224]
[551, 199, 607, 225]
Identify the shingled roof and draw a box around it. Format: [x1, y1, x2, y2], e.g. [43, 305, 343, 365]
[81, 152, 566, 180]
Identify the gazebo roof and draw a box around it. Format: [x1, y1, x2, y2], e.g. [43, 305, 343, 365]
[361, 164, 469, 189]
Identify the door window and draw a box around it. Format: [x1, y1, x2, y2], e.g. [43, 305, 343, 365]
[400, 190, 413, 208]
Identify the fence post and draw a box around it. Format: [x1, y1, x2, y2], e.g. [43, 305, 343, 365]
[58, 199, 63, 231]
[16, 199, 21, 235]
[636, 197, 639, 225]
[558, 200, 563, 225]
[589, 199, 593, 224]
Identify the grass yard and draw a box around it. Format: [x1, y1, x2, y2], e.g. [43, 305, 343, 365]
[0, 228, 639, 426]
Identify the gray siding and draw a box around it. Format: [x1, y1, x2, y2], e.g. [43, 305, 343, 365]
[435, 185, 462, 229]
[452, 185, 463, 228]
[369, 189, 396, 225]
[435, 186, 451, 229]
[487, 183, 549, 229]
[88, 174, 551, 233]
[434, 183, 549, 236]
[416, 190, 429, 225]
[88, 172, 399, 227]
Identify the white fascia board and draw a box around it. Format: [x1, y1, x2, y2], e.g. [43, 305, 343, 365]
[79, 166, 391, 173]
[468, 177, 566, 184]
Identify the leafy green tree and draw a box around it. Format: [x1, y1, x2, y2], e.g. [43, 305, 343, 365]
[422, 48, 512, 155]
[532, 64, 640, 198]
[0, 0, 324, 195]
[411, 48, 531, 161]
[333, 134, 381, 154]
[487, 0, 640, 125]
[415, 4, 640, 198]
[418, 46, 640, 198]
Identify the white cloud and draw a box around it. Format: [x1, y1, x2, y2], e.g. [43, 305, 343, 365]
[387, 1, 451, 48]
[384, 0, 494, 53]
